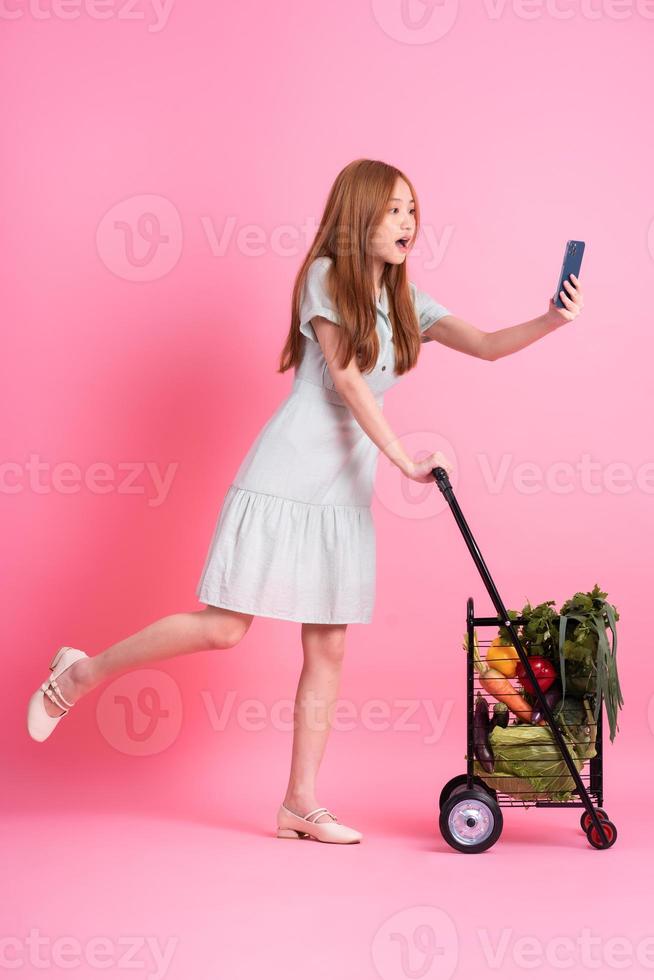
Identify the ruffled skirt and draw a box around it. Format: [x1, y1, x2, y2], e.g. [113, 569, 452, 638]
[196, 484, 376, 623]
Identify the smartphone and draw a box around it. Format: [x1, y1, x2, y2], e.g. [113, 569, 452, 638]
[554, 239, 585, 308]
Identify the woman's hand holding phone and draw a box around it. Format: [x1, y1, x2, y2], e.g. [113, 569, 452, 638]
[547, 240, 586, 328]
[546, 271, 585, 327]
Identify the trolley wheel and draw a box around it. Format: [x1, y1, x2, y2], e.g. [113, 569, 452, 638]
[438, 774, 496, 811]
[439, 787, 503, 854]
[586, 818, 618, 850]
[580, 808, 609, 834]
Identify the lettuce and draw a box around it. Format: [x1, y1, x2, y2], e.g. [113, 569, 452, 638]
[473, 699, 597, 803]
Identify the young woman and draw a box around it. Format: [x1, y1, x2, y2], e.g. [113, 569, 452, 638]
[27, 158, 583, 845]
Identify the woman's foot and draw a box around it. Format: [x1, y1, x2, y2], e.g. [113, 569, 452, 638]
[41, 658, 92, 717]
[282, 795, 337, 824]
[43, 658, 91, 718]
[27, 646, 92, 742]
[276, 799, 362, 843]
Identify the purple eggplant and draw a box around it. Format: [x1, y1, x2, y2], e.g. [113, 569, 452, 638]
[530, 681, 563, 726]
[473, 694, 495, 773]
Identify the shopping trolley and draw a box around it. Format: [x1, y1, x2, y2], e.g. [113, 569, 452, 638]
[432, 466, 617, 852]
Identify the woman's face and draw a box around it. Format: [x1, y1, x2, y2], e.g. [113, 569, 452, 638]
[368, 176, 416, 268]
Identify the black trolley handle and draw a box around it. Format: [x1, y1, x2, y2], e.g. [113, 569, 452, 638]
[431, 465, 609, 845]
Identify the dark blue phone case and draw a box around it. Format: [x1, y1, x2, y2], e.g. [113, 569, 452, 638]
[554, 240, 585, 308]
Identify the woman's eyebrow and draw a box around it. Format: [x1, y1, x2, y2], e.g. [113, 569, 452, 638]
[389, 197, 415, 203]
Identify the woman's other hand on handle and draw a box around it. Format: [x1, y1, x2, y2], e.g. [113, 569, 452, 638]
[402, 452, 454, 484]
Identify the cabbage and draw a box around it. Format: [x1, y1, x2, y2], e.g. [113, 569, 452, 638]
[473, 699, 597, 803]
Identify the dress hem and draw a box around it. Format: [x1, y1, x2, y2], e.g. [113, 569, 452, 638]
[196, 590, 372, 625]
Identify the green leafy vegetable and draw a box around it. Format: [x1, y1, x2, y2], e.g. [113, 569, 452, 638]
[499, 599, 558, 662]
[498, 584, 623, 741]
[473, 698, 597, 803]
[558, 585, 623, 741]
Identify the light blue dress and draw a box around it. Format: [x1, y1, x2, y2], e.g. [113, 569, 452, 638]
[196, 256, 451, 624]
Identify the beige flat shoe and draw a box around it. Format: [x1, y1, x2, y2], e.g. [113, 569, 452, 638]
[27, 646, 89, 742]
[276, 803, 362, 844]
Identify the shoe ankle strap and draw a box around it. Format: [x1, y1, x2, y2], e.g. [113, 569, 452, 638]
[304, 807, 337, 822]
[41, 679, 74, 711]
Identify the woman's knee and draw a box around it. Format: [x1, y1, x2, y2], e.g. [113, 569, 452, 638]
[201, 606, 254, 649]
[301, 623, 348, 665]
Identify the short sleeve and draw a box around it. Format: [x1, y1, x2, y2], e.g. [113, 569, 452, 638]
[410, 282, 452, 344]
[298, 257, 342, 342]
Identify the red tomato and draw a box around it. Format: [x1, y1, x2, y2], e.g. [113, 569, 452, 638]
[516, 657, 557, 694]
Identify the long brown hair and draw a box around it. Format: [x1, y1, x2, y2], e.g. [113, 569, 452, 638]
[278, 159, 424, 377]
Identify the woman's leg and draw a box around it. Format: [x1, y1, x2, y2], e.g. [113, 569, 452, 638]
[282, 622, 348, 824]
[41, 605, 254, 717]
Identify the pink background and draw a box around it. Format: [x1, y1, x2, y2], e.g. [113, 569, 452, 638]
[5, 1, 654, 978]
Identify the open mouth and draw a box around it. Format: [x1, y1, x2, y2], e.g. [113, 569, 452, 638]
[395, 238, 411, 252]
